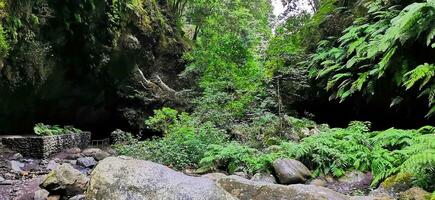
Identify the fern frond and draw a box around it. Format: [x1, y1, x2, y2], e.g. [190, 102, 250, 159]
[403, 63, 435, 90]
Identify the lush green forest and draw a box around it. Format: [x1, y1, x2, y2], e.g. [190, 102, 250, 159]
[0, 0, 434, 199]
[116, 0, 434, 193]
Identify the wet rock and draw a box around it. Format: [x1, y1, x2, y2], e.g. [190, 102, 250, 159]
[76, 157, 97, 168]
[82, 148, 109, 161]
[398, 187, 431, 200]
[250, 173, 277, 184]
[272, 159, 311, 184]
[9, 160, 24, 172]
[40, 163, 89, 196]
[69, 194, 85, 200]
[34, 189, 50, 200]
[86, 156, 235, 200]
[218, 175, 348, 200]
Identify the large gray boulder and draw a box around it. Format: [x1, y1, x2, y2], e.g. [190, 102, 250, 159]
[272, 159, 311, 184]
[217, 175, 349, 200]
[86, 156, 236, 200]
[40, 163, 89, 196]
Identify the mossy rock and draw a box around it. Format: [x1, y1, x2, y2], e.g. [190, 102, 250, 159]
[398, 187, 431, 200]
[381, 172, 415, 193]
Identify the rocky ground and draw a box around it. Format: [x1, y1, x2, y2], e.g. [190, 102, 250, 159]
[0, 145, 112, 200]
[0, 144, 431, 200]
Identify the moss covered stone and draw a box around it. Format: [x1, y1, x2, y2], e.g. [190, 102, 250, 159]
[381, 172, 415, 193]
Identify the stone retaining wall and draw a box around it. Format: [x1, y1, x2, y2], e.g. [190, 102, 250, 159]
[0, 132, 91, 158]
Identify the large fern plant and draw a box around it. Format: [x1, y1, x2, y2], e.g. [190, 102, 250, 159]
[309, 0, 435, 116]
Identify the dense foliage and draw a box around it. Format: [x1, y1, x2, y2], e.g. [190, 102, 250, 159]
[115, 108, 227, 169]
[116, 108, 435, 190]
[114, 0, 435, 193]
[309, 0, 435, 116]
[182, 0, 272, 127]
[0, 0, 187, 134]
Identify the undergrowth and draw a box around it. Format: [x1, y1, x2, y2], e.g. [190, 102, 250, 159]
[115, 107, 435, 191]
[114, 108, 227, 169]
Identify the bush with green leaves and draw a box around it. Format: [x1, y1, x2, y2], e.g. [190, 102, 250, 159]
[33, 123, 83, 136]
[115, 107, 227, 169]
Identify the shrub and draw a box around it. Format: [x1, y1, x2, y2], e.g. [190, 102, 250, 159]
[115, 107, 227, 169]
[33, 123, 83, 136]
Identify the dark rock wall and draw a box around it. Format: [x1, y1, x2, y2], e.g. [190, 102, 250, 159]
[0, 0, 188, 137]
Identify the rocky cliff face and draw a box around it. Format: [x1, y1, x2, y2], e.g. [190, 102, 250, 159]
[0, 0, 188, 136]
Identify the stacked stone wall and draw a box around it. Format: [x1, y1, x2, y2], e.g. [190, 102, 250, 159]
[1, 132, 91, 158]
